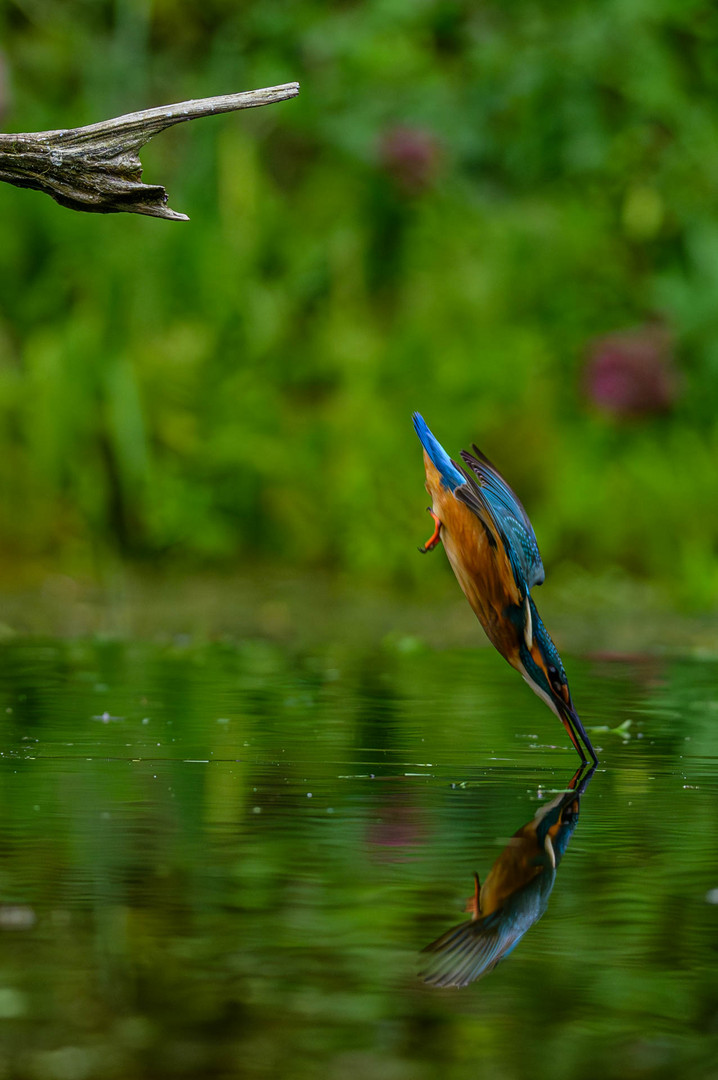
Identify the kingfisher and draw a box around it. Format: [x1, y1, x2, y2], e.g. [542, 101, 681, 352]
[421, 762, 595, 988]
[413, 412, 597, 764]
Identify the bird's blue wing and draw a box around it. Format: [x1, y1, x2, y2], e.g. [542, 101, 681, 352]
[459, 446, 545, 589]
[412, 413, 465, 492]
[453, 468, 535, 599]
[419, 911, 525, 988]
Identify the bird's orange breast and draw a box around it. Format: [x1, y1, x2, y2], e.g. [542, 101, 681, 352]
[478, 826, 543, 915]
[423, 452, 522, 664]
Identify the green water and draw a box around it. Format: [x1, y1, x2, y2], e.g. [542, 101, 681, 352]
[0, 636, 717, 1079]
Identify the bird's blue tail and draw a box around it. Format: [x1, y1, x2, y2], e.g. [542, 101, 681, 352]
[412, 413, 465, 492]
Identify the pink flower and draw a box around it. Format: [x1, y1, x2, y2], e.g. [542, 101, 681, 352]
[378, 125, 442, 195]
[585, 324, 678, 417]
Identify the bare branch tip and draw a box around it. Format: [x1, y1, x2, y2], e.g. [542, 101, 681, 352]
[0, 79, 300, 219]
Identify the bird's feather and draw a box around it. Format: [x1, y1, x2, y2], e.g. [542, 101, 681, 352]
[458, 447, 545, 590]
[452, 468, 531, 599]
[420, 913, 513, 988]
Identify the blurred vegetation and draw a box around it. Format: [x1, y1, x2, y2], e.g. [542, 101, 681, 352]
[2, 1, 718, 605]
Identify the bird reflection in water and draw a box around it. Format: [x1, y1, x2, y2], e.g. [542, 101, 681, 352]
[421, 763, 595, 988]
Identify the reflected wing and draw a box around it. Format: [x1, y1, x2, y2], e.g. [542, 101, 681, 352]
[458, 446, 545, 590]
[420, 913, 523, 989]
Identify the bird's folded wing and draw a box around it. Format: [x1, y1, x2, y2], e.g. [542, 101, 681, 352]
[458, 447, 545, 589]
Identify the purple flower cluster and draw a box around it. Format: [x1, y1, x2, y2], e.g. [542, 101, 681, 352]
[378, 125, 442, 195]
[585, 324, 678, 417]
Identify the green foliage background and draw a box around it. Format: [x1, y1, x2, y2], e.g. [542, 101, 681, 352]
[2, 0, 718, 604]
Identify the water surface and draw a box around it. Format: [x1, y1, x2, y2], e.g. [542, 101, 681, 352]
[0, 637, 716, 1079]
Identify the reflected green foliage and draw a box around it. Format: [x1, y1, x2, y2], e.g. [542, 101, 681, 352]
[2, 2, 718, 603]
[0, 639, 717, 1079]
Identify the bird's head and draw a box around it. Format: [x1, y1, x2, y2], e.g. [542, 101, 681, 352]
[518, 608, 578, 728]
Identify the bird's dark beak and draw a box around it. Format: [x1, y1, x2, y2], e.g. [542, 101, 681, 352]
[558, 699, 598, 766]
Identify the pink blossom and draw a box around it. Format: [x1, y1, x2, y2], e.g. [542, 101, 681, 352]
[585, 324, 678, 417]
[378, 125, 442, 195]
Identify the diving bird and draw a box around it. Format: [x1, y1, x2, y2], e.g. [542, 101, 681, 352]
[421, 762, 595, 988]
[413, 412, 597, 764]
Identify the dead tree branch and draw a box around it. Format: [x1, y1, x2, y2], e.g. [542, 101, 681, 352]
[0, 82, 300, 221]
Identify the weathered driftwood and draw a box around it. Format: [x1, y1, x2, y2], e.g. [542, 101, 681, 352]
[0, 82, 299, 221]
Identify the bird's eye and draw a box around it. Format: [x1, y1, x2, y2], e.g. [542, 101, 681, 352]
[546, 664, 564, 694]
